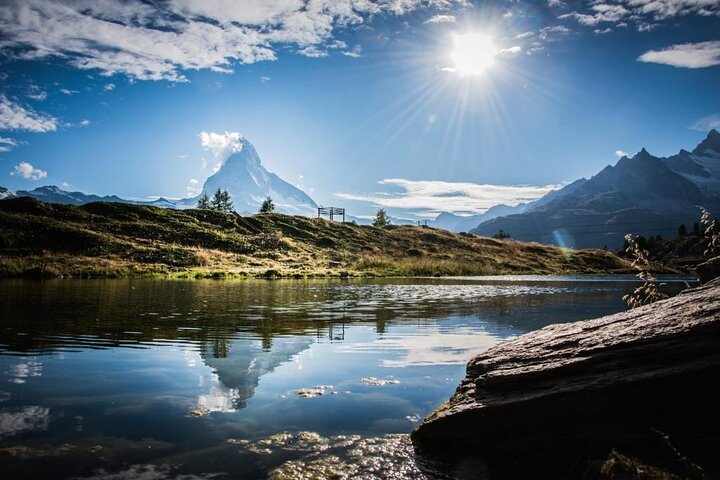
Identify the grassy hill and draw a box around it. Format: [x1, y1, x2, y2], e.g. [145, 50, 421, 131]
[0, 197, 632, 278]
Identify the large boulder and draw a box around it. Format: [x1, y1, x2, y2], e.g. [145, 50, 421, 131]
[412, 280, 720, 477]
[696, 256, 720, 284]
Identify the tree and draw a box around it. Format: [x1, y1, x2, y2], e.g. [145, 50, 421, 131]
[493, 229, 511, 240]
[210, 188, 233, 213]
[259, 196, 275, 213]
[197, 192, 211, 210]
[693, 222, 701, 236]
[373, 208, 390, 227]
[678, 224, 688, 236]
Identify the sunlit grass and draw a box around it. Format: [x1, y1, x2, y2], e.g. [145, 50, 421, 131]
[0, 197, 634, 279]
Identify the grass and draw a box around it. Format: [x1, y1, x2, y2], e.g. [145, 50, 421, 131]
[0, 197, 633, 278]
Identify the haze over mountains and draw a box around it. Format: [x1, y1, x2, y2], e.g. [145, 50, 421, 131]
[470, 130, 720, 248]
[1, 138, 318, 216]
[2, 130, 719, 249]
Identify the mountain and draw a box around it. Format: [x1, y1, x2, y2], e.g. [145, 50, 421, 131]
[0, 187, 15, 200]
[1, 137, 319, 216]
[430, 178, 589, 233]
[471, 131, 720, 249]
[12, 185, 130, 205]
[189, 138, 318, 215]
[431, 203, 529, 232]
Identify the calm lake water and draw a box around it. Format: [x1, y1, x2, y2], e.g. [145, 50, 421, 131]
[0, 276, 694, 479]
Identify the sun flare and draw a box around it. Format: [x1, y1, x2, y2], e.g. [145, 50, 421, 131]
[451, 32, 497, 76]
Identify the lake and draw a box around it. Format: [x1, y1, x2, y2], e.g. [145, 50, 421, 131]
[0, 276, 694, 479]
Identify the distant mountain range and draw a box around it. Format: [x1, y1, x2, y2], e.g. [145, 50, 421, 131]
[3, 130, 719, 248]
[469, 130, 720, 248]
[1, 137, 318, 216]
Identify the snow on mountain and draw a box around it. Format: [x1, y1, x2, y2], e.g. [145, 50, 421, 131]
[470, 131, 720, 249]
[0, 187, 16, 200]
[663, 129, 720, 196]
[193, 138, 318, 215]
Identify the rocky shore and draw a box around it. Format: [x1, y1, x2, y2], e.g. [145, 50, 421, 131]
[413, 276, 720, 478]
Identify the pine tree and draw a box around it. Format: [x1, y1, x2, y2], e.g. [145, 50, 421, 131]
[678, 224, 688, 236]
[196, 192, 211, 209]
[259, 196, 275, 213]
[210, 188, 233, 213]
[373, 208, 390, 227]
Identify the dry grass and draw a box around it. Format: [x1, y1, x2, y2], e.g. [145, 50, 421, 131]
[0, 197, 634, 278]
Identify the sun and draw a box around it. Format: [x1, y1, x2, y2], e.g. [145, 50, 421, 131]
[451, 32, 498, 76]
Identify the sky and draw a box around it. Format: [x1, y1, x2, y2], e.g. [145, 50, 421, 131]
[0, 0, 719, 219]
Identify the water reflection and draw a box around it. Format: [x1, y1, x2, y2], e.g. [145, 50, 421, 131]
[198, 337, 312, 413]
[0, 277, 694, 479]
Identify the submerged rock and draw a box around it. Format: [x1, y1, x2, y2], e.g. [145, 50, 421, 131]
[412, 280, 720, 477]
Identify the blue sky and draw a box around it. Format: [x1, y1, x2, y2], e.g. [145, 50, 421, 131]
[1, 0, 719, 219]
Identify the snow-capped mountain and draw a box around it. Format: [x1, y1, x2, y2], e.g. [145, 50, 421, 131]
[188, 138, 318, 215]
[0, 187, 15, 200]
[470, 130, 720, 248]
[663, 129, 720, 196]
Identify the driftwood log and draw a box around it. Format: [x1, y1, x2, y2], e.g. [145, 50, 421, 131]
[412, 279, 720, 477]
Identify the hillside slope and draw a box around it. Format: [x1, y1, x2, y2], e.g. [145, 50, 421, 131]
[0, 198, 629, 278]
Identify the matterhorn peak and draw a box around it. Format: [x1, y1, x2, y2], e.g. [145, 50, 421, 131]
[198, 134, 317, 215]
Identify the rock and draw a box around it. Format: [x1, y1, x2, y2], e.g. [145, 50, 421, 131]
[412, 280, 720, 477]
[695, 255, 720, 284]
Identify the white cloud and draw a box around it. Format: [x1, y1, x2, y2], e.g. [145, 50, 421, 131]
[103, 83, 115, 91]
[424, 14, 456, 23]
[186, 178, 201, 197]
[335, 178, 561, 216]
[514, 31, 535, 40]
[59, 88, 79, 95]
[498, 46, 522, 57]
[259, 76, 271, 82]
[0, 95, 57, 133]
[27, 86, 47, 101]
[0, 137, 18, 153]
[548, 0, 565, 7]
[560, 1, 719, 30]
[341, 45, 363, 58]
[0, 0, 468, 82]
[615, 149, 629, 158]
[690, 114, 720, 132]
[560, 5, 630, 26]
[11, 161, 47, 180]
[199, 131, 243, 165]
[638, 41, 720, 68]
[298, 46, 329, 58]
[80, 119, 90, 126]
[625, 0, 720, 19]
